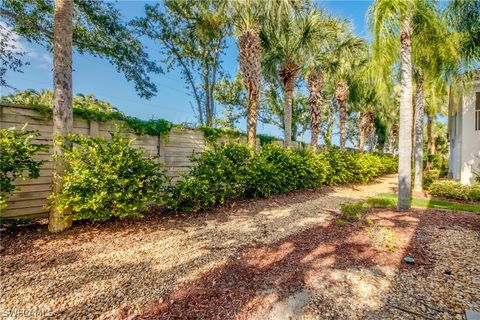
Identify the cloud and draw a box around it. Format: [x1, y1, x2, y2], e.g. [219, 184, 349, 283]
[0, 21, 26, 53]
[0, 21, 52, 70]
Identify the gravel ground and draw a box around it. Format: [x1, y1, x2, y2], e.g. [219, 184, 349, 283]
[136, 208, 480, 320]
[0, 175, 397, 319]
[2, 175, 479, 320]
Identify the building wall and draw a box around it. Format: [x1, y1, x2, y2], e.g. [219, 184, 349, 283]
[460, 81, 480, 185]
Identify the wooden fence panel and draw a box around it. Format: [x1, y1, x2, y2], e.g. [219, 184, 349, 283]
[1, 104, 259, 219]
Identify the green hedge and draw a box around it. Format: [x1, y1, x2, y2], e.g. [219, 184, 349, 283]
[166, 143, 398, 212]
[50, 132, 168, 221]
[429, 180, 480, 201]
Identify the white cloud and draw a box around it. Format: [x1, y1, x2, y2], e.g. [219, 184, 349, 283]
[0, 21, 52, 70]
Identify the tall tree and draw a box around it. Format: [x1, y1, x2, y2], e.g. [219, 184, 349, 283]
[446, 0, 480, 69]
[230, 0, 264, 148]
[133, 0, 229, 126]
[370, 0, 418, 210]
[262, 5, 319, 147]
[410, 0, 458, 192]
[327, 25, 366, 150]
[302, 12, 339, 150]
[1, 0, 160, 232]
[48, 0, 73, 232]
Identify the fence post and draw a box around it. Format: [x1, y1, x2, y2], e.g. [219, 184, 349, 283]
[89, 120, 99, 137]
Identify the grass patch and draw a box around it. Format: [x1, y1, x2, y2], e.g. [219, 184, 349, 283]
[375, 193, 480, 213]
[340, 201, 365, 220]
[366, 224, 399, 252]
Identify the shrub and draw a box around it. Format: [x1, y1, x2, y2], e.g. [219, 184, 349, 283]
[165, 143, 253, 212]
[323, 149, 397, 185]
[340, 201, 365, 220]
[423, 169, 440, 189]
[248, 145, 329, 198]
[428, 180, 480, 201]
[51, 132, 167, 221]
[166, 143, 397, 213]
[0, 127, 47, 211]
[468, 184, 480, 201]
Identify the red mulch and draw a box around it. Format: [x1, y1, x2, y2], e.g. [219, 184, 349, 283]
[129, 209, 480, 320]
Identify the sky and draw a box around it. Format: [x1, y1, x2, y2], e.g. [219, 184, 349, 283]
[1, 0, 373, 143]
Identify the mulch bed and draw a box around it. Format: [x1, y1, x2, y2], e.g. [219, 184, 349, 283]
[128, 209, 480, 320]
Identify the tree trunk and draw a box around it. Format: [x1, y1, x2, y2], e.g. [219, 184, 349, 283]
[425, 113, 434, 169]
[246, 96, 258, 149]
[284, 87, 293, 147]
[338, 101, 347, 150]
[49, 0, 73, 233]
[238, 29, 261, 149]
[310, 101, 322, 151]
[397, 16, 414, 211]
[413, 71, 425, 192]
[335, 80, 349, 150]
[307, 70, 324, 151]
[358, 112, 367, 152]
[280, 59, 299, 148]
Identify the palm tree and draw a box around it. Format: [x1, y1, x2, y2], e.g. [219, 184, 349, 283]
[349, 59, 385, 152]
[303, 13, 340, 150]
[370, 0, 417, 211]
[231, 0, 297, 149]
[425, 80, 448, 168]
[327, 25, 366, 150]
[49, 0, 73, 232]
[231, 0, 263, 149]
[262, 6, 320, 147]
[410, 1, 458, 192]
[306, 68, 324, 150]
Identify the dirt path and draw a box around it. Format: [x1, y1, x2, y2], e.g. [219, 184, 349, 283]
[0, 175, 398, 319]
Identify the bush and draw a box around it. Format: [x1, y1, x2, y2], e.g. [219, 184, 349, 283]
[165, 143, 253, 212]
[323, 149, 397, 185]
[247, 145, 329, 198]
[0, 127, 47, 211]
[51, 132, 167, 221]
[166, 143, 398, 213]
[428, 180, 480, 201]
[423, 169, 440, 189]
[340, 201, 365, 220]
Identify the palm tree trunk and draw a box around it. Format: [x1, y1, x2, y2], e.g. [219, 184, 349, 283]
[280, 59, 299, 148]
[246, 96, 258, 149]
[339, 101, 347, 150]
[238, 29, 261, 149]
[284, 87, 293, 147]
[413, 71, 425, 192]
[397, 16, 414, 211]
[308, 71, 324, 151]
[358, 112, 367, 151]
[49, 0, 73, 233]
[310, 101, 322, 151]
[425, 113, 434, 169]
[335, 80, 349, 150]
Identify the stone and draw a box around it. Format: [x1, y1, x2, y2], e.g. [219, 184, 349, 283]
[466, 310, 480, 320]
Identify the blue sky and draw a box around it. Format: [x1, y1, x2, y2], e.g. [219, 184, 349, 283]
[1, 0, 373, 142]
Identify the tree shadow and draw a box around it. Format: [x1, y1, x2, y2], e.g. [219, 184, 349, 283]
[132, 208, 480, 320]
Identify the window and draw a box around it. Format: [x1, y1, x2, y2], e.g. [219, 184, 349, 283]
[476, 92, 480, 131]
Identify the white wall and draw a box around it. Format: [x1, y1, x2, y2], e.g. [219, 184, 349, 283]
[460, 81, 480, 185]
